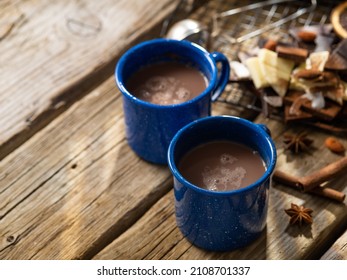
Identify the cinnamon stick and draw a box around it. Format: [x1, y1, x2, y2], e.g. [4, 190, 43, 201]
[273, 170, 346, 203]
[310, 187, 345, 203]
[297, 157, 347, 192]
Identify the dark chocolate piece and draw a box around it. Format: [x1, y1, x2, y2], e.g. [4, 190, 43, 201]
[284, 104, 314, 122]
[284, 91, 342, 121]
[325, 39, 347, 71]
[276, 46, 308, 63]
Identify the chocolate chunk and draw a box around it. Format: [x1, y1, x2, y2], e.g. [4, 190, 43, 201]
[294, 69, 322, 80]
[284, 91, 342, 121]
[320, 71, 339, 83]
[276, 46, 308, 63]
[284, 105, 314, 122]
[263, 39, 277, 51]
[325, 55, 347, 70]
[337, 40, 347, 60]
[325, 39, 347, 71]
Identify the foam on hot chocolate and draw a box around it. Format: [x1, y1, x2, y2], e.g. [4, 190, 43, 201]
[126, 62, 207, 105]
[178, 141, 266, 191]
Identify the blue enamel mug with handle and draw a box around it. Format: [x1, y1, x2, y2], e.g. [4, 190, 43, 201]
[168, 116, 277, 251]
[115, 38, 230, 164]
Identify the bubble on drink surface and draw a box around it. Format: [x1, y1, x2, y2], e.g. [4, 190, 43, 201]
[151, 91, 173, 105]
[171, 99, 182, 104]
[228, 167, 247, 189]
[220, 167, 230, 175]
[135, 88, 151, 99]
[145, 76, 168, 92]
[202, 164, 246, 191]
[202, 173, 224, 191]
[220, 153, 237, 165]
[208, 185, 218, 191]
[168, 77, 178, 85]
[221, 177, 230, 184]
[176, 87, 191, 101]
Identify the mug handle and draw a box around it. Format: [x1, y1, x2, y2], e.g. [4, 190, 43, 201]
[209, 52, 230, 102]
[257, 123, 272, 136]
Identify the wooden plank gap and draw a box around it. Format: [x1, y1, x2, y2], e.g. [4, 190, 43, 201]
[0, 163, 65, 221]
[142, 215, 180, 260]
[311, 218, 347, 259]
[0, 92, 121, 200]
[0, 0, 180, 161]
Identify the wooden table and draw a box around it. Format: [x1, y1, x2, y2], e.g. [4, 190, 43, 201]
[1, 0, 346, 260]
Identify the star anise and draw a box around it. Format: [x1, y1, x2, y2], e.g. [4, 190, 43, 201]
[283, 132, 313, 154]
[284, 203, 313, 226]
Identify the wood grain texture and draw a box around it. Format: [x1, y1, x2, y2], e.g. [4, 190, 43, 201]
[0, 0, 178, 160]
[94, 117, 347, 260]
[0, 73, 257, 260]
[0, 77, 173, 259]
[321, 230, 347, 260]
[2, 0, 346, 262]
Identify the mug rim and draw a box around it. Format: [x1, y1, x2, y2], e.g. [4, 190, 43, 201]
[115, 38, 218, 109]
[167, 115, 277, 196]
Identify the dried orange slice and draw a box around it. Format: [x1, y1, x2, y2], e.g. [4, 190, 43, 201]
[331, 1, 347, 38]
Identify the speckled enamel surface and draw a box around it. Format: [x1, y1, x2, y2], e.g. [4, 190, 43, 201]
[168, 116, 277, 251]
[115, 39, 230, 164]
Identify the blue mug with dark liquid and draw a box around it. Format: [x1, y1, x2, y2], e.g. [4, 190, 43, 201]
[115, 38, 230, 164]
[168, 116, 277, 251]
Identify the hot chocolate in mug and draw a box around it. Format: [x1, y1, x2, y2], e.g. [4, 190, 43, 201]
[115, 38, 230, 164]
[168, 115, 277, 251]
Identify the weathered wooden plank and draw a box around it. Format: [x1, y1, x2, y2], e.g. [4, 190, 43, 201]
[321, 230, 347, 260]
[0, 77, 175, 259]
[0, 68, 256, 260]
[0, 0, 179, 160]
[94, 117, 347, 260]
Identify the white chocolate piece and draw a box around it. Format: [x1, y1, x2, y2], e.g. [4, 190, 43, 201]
[258, 48, 295, 97]
[245, 56, 269, 89]
[306, 51, 330, 71]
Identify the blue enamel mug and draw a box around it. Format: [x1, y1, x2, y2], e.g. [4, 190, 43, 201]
[168, 116, 277, 251]
[115, 38, 230, 164]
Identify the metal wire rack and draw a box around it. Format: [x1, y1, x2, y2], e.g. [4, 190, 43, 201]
[162, 0, 344, 121]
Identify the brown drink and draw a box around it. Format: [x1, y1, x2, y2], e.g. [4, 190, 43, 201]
[126, 62, 208, 105]
[178, 140, 266, 191]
